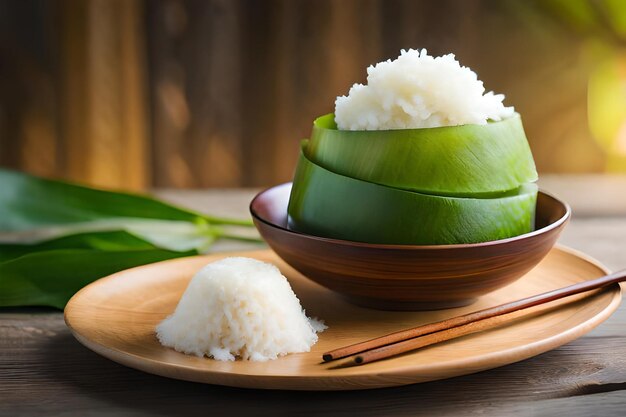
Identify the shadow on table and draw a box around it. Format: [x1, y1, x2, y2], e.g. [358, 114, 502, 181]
[40, 331, 621, 417]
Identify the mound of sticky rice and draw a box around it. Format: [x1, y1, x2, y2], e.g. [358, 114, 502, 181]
[156, 257, 326, 362]
[335, 48, 514, 130]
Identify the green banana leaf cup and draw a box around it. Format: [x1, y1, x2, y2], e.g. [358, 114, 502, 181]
[308, 113, 537, 196]
[289, 141, 538, 245]
[250, 114, 567, 310]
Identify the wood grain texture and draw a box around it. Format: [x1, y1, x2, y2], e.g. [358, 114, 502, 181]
[4, 315, 626, 416]
[64, 247, 619, 390]
[0, 0, 150, 190]
[2, 183, 626, 416]
[59, 0, 149, 190]
[0, 0, 612, 190]
[252, 184, 569, 309]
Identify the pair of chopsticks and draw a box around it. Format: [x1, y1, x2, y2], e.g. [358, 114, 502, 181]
[322, 269, 626, 366]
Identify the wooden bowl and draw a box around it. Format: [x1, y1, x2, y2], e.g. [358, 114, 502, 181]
[250, 183, 570, 311]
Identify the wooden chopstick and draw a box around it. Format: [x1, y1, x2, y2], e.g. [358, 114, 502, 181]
[323, 269, 626, 365]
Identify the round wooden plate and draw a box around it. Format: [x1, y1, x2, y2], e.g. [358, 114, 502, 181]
[64, 247, 621, 391]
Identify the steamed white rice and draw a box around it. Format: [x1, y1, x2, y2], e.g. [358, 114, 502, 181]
[335, 48, 514, 130]
[156, 257, 326, 362]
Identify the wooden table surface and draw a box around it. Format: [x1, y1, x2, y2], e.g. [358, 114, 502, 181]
[2, 175, 626, 417]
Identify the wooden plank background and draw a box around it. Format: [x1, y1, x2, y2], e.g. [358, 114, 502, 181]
[0, 0, 612, 189]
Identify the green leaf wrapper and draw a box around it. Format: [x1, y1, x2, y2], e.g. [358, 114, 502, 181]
[288, 141, 537, 245]
[308, 113, 537, 196]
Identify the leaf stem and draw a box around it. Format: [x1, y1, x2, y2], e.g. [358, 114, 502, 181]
[216, 232, 264, 243]
[201, 215, 255, 227]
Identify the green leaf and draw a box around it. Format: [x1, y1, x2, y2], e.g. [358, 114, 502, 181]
[289, 141, 537, 245]
[0, 230, 157, 263]
[0, 168, 253, 231]
[308, 113, 537, 196]
[0, 230, 197, 308]
[0, 217, 263, 253]
[0, 171, 262, 309]
[0, 248, 196, 309]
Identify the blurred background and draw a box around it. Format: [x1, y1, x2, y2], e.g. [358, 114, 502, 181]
[1, 0, 625, 190]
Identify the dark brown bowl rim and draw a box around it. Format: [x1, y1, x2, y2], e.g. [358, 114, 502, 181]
[249, 182, 571, 250]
